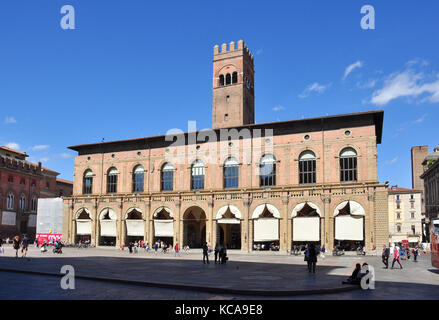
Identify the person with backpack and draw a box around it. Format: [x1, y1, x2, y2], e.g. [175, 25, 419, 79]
[382, 244, 390, 269]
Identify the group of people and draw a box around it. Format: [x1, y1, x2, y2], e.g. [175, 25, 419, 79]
[123, 240, 190, 256]
[5, 234, 31, 259]
[253, 243, 280, 251]
[202, 242, 228, 264]
[381, 244, 420, 269]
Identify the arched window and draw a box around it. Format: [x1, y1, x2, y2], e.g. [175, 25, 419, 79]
[224, 157, 239, 189]
[232, 72, 238, 84]
[7, 193, 14, 210]
[107, 167, 118, 193]
[299, 151, 316, 184]
[225, 73, 231, 85]
[83, 170, 93, 194]
[260, 154, 276, 187]
[340, 148, 357, 182]
[19, 195, 26, 211]
[132, 165, 144, 193]
[219, 74, 224, 87]
[161, 163, 174, 191]
[31, 196, 37, 212]
[191, 160, 205, 190]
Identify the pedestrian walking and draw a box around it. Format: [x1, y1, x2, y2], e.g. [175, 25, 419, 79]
[174, 243, 180, 256]
[307, 243, 317, 273]
[320, 245, 326, 259]
[214, 244, 220, 264]
[134, 241, 138, 254]
[128, 242, 133, 254]
[0, 238, 4, 254]
[382, 244, 390, 268]
[21, 234, 29, 258]
[13, 235, 20, 258]
[391, 245, 403, 269]
[202, 242, 209, 264]
[413, 246, 419, 262]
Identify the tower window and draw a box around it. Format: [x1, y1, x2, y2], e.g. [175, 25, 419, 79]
[219, 74, 224, 87]
[225, 73, 231, 85]
[299, 151, 316, 185]
[339, 147, 357, 182]
[232, 72, 238, 84]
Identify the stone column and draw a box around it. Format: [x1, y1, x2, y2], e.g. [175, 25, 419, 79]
[207, 198, 214, 246]
[322, 194, 332, 251]
[116, 199, 123, 247]
[280, 196, 289, 253]
[147, 200, 153, 245]
[93, 201, 99, 246]
[175, 200, 181, 246]
[243, 197, 252, 252]
[367, 193, 375, 252]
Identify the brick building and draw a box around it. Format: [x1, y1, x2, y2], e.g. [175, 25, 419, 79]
[387, 186, 422, 245]
[420, 146, 439, 240]
[0, 146, 73, 240]
[62, 40, 389, 253]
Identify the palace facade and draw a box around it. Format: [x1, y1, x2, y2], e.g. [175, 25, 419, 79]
[62, 40, 389, 253]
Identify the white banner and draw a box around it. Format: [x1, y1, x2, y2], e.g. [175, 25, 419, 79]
[126, 220, 144, 236]
[100, 220, 117, 237]
[154, 220, 174, 237]
[77, 220, 92, 235]
[293, 217, 320, 241]
[28, 214, 37, 227]
[335, 215, 364, 240]
[1, 211, 16, 226]
[254, 218, 279, 242]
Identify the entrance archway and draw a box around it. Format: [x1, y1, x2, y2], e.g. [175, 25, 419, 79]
[75, 208, 92, 244]
[252, 204, 280, 251]
[291, 202, 322, 250]
[333, 200, 365, 251]
[216, 205, 241, 249]
[99, 208, 117, 246]
[125, 208, 144, 245]
[152, 206, 174, 247]
[183, 206, 206, 248]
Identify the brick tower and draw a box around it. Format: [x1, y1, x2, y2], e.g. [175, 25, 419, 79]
[212, 40, 255, 129]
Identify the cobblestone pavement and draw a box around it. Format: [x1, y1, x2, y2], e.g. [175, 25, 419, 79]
[0, 245, 437, 299]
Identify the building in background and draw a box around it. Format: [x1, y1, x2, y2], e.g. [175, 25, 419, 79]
[411, 145, 429, 241]
[0, 146, 73, 240]
[421, 146, 439, 241]
[388, 186, 422, 246]
[63, 40, 389, 253]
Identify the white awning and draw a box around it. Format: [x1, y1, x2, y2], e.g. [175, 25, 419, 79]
[334, 201, 365, 217]
[153, 206, 174, 218]
[291, 202, 322, 218]
[216, 205, 242, 219]
[126, 220, 144, 236]
[335, 215, 364, 240]
[77, 220, 92, 235]
[1, 211, 16, 226]
[254, 218, 279, 242]
[252, 204, 281, 219]
[99, 208, 116, 220]
[154, 220, 174, 237]
[125, 207, 143, 219]
[100, 220, 117, 237]
[293, 217, 320, 241]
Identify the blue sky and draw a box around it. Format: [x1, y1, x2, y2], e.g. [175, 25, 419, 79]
[0, 0, 438, 187]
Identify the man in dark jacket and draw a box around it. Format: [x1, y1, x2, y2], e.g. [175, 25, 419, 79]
[214, 244, 220, 264]
[308, 243, 317, 273]
[382, 245, 390, 268]
[202, 242, 209, 264]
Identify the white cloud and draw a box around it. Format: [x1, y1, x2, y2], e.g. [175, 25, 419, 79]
[413, 113, 428, 124]
[343, 61, 363, 80]
[60, 152, 71, 158]
[6, 142, 20, 150]
[298, 82, 331, 98]
[357, 79, 377, 89]
[31, 144, 50, 151]
[272, 105, 285, 112]
[384, 157, 398, 165]
[40, 157, 50, 162]
[256, 48, 263, 55]
[4, 116, 17, 124]
[371, 69, 439, 106]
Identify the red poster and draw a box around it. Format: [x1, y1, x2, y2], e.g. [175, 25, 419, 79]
[36, 233, 62, 246]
